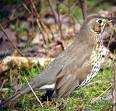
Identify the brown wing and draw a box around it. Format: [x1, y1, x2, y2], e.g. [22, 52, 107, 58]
[55, 58, 92, 98]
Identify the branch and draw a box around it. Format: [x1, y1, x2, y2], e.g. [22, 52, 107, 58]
[78, 0, 88, 20]
[56, 2, 64, 39]
[112, 56, 116, 111]
[24, 0, 47, 45]
[0, 24, 23, 56]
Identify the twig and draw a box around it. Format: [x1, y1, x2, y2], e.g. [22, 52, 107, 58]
[112, 53, 116, 111]
[25, 0, 47, 45]
[22, 3, 31, 13]
[0, 80, 6, 91]
[78, 0, 88, 20]
[70, 0, 80, 10]
[47, 0, 57, 23]
[105, 24, 116, 111]
[56, 2, 64, 39]
[47, 0, 58, 40]
[24, 77, 43, 107]
[67, 0, 71, 15]
[36, 20, 47, 44]
[0, 24, 23, 56]
[91, 85, 112, 104]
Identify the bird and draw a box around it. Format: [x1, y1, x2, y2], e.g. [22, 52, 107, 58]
[1, 15, 114, 106]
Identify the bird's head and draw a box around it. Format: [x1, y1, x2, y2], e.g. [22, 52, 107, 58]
[89, 18, 110, 34]
[88, 16, 116, 55]
[79, 15, 114, 48]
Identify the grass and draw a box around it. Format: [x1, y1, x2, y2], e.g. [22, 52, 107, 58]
[1, 65, 112, 111]
[0, 1, 114, 111]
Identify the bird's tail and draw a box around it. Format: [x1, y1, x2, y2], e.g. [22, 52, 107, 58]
[1, 72, 51, 107]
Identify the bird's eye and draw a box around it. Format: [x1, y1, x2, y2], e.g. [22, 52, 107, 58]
[97, 19, 102, 24]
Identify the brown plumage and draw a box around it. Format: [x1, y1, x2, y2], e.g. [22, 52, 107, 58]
[2, 15, 115, 106]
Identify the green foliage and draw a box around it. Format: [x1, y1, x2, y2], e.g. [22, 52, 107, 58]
[0, 0, 114, 110]
[11, 21, 28, 35]
[4, 67, 112, 111]
[20, 63, 44, 84]
[72, 68, 112, 111]
[72, 7, 83, 21]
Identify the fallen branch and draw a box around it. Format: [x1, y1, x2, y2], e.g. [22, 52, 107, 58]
[0, 56, 54, 74]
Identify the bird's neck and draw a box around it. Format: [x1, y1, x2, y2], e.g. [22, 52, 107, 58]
[76, 26, 98, 48]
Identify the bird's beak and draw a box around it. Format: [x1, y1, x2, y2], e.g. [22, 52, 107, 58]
[100, 19, 113, 35]
[102, 19, 112, 29]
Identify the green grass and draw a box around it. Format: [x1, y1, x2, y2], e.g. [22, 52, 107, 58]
[0, 1, 114, 111]
[2, 66, 112, 111]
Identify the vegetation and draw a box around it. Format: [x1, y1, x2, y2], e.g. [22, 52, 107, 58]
[0, 0, 115, 111]
[1, 66, 112, 111]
